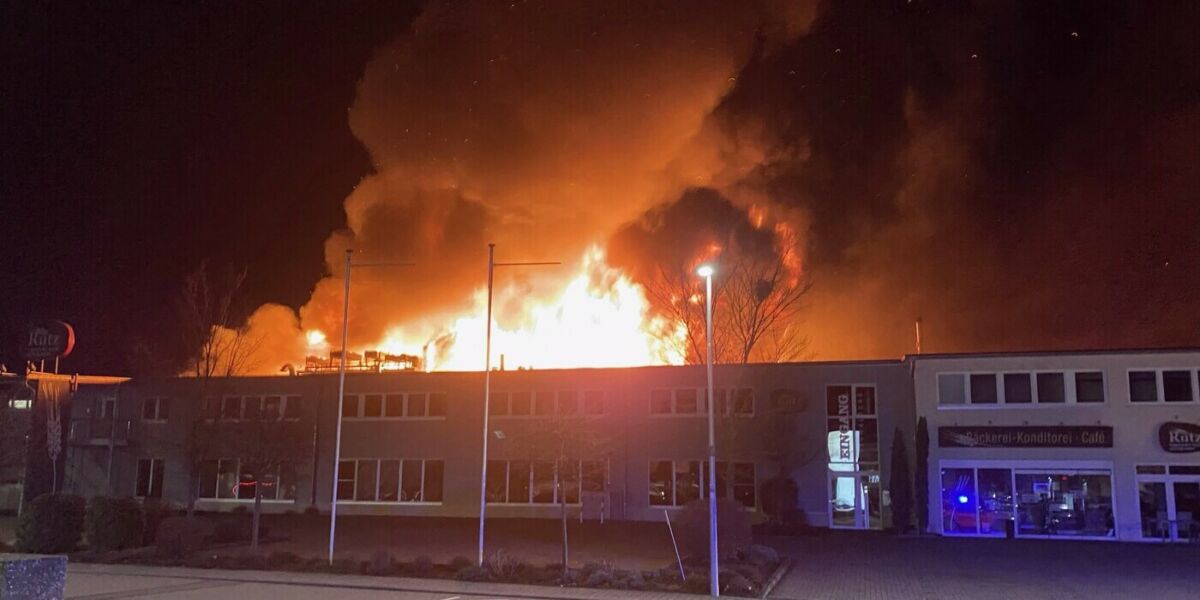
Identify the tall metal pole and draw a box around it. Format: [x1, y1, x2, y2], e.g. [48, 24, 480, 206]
[704, 271, 719, 597]
[328, 249, 352, 565]
[477, 243, 496, 566]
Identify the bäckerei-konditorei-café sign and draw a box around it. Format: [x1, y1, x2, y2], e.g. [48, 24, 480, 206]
[938, 426, 1113, 448]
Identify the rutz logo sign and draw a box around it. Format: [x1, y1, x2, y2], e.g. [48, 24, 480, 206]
[1159, 422, 1200, 454]
[19, 321, 75, 361]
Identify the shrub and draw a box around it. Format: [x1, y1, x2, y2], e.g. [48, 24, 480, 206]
[141, 500, 173, 546]
[365, 549, 394, 575]
[413, 555, 434, 576]
[584, 570, 612, 587]
[744, 544, 779, 568]
[210, 515, 263, 544]
[449, 555, 472, 570]
[889, 427, 914, 534]
[725, 573, 755, 596]
[676, 498, 753, 561]
[484, 550, 524, 581]
[303, 505, 321, 517]
[266, 551, 302, 569]
[230, 505, 249, 515]
[16, 493, 86, 553]
[86, 496, 145, 552]
[455, 565, 489, 581]
[155, 517, 215, 557]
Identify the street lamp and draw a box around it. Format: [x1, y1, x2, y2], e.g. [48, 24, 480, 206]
[477, 243, 559, 566]
[697, 262, 719, 597]
[328, 249, 414, 565]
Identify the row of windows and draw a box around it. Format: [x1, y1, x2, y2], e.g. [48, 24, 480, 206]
[488, 391, 604, 418]
[196, 459, 299, 501]
[485, 460, 607, 504]
[342, 393, 448, 419]
[1129, 369, 1200, 403]
[203, 396, 303, 421]
[938, 368, 1200, 406]
[648, 460, 756, 508]
[337, 458, 444, 502]
[649, 388, 754, 416]
[938, 372, 1105, 406]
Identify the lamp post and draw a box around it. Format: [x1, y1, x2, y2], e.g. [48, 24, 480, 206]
[477, 243, 559, 566]
[696, 263, 719, 597]
[328, 250, 414, 565]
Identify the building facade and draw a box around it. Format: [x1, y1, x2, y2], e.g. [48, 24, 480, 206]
[60, 361, 914, 531]
[913, 349, 1200, 543]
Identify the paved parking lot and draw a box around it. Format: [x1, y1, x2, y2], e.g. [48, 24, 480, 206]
[767, 532, 1200, 600]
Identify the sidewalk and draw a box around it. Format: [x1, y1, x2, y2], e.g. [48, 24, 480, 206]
[67, 562, 712, 600]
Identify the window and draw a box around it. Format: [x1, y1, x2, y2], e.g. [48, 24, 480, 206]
[283, 396, 302, 419]
[222, 397, 241, 420]
[1004, 373, 1033, 404]
[342, 395, 360, 417]
[1035, 373, 1066, 403]
[487, 459, 589, 504]
[136, 458, 164, 498]
[407, 393, 428, 417]
[1129, 369, 1198, 403]
[557, 391, 578, 416]
[363, 394, 383, 417]
[826, 385, 879, 468]
[262, 396, 282, 420]
[649, 390, 672, 415]
[675, 389, 698, 414]
[243, 396, 262, 420]
[511, 392, 532, 416]
[937, 374, 966, 405]
[969, 374, 998, 404]
[337, 458, 444, 502]
[1074, 372, 1105, 403]
[96, 397, 116, 419]
[534, 392, 554, 416]
[1129, 371, 1158, 402]
[1164, 371, 1193, 403]
[649, 460, 753, 508]
[141, 397, 169, 421]
[1015, 472, 1113, 538]
[197, 459, 296, 501]
[385, 394, 405, 417]
[732, 389, 754, 415]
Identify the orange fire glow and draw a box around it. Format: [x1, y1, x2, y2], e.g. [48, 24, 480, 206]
[306, 246, 686, 372]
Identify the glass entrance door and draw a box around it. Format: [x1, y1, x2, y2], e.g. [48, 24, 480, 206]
[829, 471, 881, 529]
[1137, 475, 1200, 541]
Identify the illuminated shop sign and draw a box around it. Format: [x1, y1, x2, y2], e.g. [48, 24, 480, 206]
[938, 426, 1113, 448]
[1159, 422, 1200, 454]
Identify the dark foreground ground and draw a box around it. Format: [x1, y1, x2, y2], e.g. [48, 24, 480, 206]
[768, 531, 1200, 600]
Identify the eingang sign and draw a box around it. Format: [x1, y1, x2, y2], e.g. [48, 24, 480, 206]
[938, 425, 1113, 448]
[1159, 422, 1200, 454]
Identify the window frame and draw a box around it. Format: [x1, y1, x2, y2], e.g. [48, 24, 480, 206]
[937, 370, 1109, 408]
[135, 458, 164, 499]
[648, 387, 755, 417]
[343, 391, 450, 420]
[1126, 369, 1199, 404]
[195, 458, 297, 503]
[485, 459, 593, 505]
[336, 457, 445, 504]
[648, 459, 756, 509]
[140, 397, 169, 422]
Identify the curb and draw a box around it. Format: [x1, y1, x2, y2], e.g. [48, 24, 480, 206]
[760, 557, 791, 599]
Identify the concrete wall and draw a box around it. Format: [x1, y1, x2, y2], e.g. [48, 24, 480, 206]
[64, 361, 914, 529]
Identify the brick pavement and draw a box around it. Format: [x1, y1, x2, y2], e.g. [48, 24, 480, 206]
[767, 531, 1200, 600]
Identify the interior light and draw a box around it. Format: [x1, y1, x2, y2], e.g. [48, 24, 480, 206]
[957, 495, 969, 505]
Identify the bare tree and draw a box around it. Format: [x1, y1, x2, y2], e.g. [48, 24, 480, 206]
[190, 414, 311, 549]
[178, 261, 261, 378]
[641, 255, 811, 364]
[507, 409, 607, 579]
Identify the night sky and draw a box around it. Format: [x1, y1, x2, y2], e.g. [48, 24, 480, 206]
[3, 1, 1198, 375]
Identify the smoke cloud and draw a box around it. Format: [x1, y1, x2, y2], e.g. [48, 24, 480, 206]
[242, 1, 1198, 373]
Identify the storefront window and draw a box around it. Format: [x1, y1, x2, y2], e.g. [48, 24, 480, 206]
[977, 469, 1014, 536]
[1015, 473, 1113, 537]
[941, 468, 977, 534]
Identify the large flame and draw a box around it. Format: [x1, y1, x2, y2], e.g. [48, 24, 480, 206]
[306, 246, 686, 372]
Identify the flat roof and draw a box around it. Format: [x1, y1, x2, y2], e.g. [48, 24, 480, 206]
[906, 346, 1200, 360]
